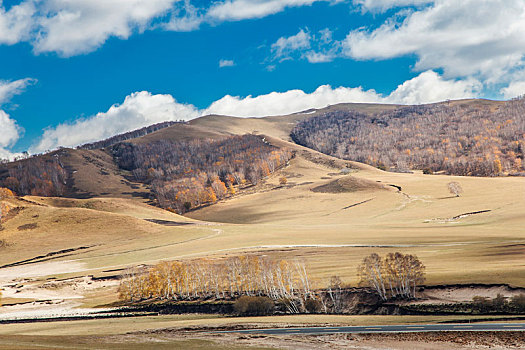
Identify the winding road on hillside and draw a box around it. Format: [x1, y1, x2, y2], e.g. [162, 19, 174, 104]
[215, 323, 525, 335]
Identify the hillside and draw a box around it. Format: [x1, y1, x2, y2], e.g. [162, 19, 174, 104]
[0, 101, 399, 201]
[0, 123, 230, 200]
[291, 98, 522, 176]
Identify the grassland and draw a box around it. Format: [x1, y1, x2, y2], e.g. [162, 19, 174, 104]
[0, 101, 523, 341]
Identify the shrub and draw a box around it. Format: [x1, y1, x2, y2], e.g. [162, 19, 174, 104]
[304, 298, 322, 313]
[510, 294, 525, 312]
[492, 293, 506, 310]
[234, 296, 274, 316]
[472, 296, 492, 313]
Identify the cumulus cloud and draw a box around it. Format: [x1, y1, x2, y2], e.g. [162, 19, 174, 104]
[384, 70, 481, 105]
[271, 29, 311, 59]
[219, 59, 235, 67]
[163, 0, 203, 31]
[0, 78, 36, 160]
[33, 0, 177, 56]
[0, 0, 335, 56]
[304, 51, 334, 63]
[205, 70, 479, 116]
[344, 0, 525, 85]
[0, 110, 21, 159]
[31, 91, 200, 153]
[205, 85, 383, 117]
[0, 1, 35, 44]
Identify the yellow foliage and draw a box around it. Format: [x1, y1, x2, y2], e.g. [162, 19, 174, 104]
[0, 188, 14, 199]
[494, 158, 503, 174]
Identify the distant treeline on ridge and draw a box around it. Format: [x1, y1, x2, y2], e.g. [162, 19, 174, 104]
[291, 98, 525, 176]
[78, 121, 182, 150]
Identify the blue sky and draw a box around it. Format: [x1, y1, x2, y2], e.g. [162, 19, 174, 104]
[1, 0, 524, 159]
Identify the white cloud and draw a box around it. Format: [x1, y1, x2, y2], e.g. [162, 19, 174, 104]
[384, 70, 480, 105]
[344, 0, 525, 86]
[271, 29, 311, 59]
[206, 0, 321, 22]
[31, 91, 200, 153]
[0, 1, 35, 44]
[501, 81, 525, 100]
[0, 0, 335, 56]
[219, 59, 235, 67]
[0, 78, 36, 104]
[205, 70, 479, 116]
[353, 0, 433, 12]
[164, 0, 203, 31]
[270, 28, 341, 64]
[33, 0, 177, 56]
[0, 110, 21, 156]
[304, 51, 334, 63]
[0, 78, 36, 160]
[205, 85, 382, 117]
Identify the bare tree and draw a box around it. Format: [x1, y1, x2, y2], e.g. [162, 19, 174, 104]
[447, 181, 463, 197]
[357, 253, 387, 301]
[327, 276, 345, 313]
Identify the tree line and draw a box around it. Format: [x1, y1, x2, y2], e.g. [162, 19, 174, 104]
[291, 98, 525, 176]
[118, 252, 426, 314]
[0, 153, 68, 197]
[112, 134, 292, 213]
[118, 256, 312, 314]
[78, 121, 181, 150]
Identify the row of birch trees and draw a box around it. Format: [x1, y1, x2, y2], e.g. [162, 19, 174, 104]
[118, 252, 427, 313]
[118, 256, 312, 313]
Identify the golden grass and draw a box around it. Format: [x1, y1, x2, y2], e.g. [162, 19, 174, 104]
[1, 150, 523, 289]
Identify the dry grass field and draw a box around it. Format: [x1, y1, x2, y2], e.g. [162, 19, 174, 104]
[0, 314, 522, 349]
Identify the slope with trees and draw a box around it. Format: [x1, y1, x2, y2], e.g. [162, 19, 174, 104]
[78, 121, 181, 150]
[112, 134, 292, 213]
[0, 153, 68, 197]
[291, 98, 525, 176]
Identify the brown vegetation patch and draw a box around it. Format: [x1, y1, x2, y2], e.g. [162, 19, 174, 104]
[2, 206, 23, 222]
[17, 223, 37, 231]
[312, 176, 385, 193]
